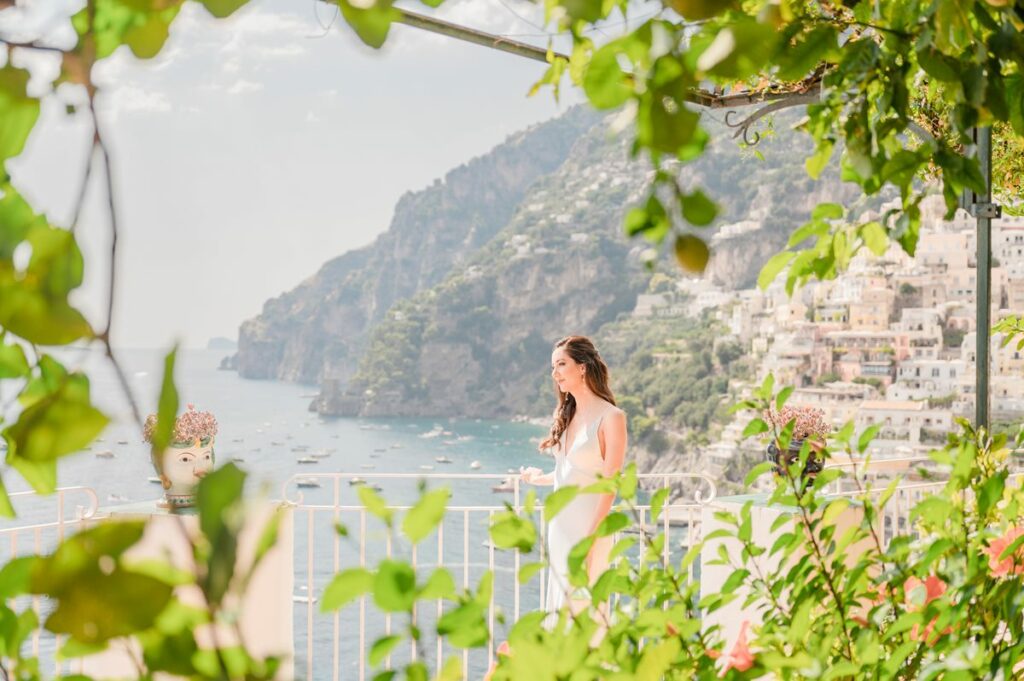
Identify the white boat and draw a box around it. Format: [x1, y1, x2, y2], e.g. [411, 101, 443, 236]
[492, 478, 515, 493]
[419, 464, 434, 471]
[95, 450, 114, 459]
[271, 440, 284, 446]
[116, 440, 129, 445]
[470, 461, 482, 470]
[349, 477, 365, 486]
[296, 478, 320, 489]
[297, 456, 318, 464]
[390, 443, 402, 449]
[107, 494, 129, 503]
[147, 476, 162, 484]
[419, 426, 443, 439]
[435, 456, 452, 464]
[311, 450, 331, 459]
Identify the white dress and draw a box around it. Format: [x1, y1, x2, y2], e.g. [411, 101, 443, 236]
[545, 407, 615, 614]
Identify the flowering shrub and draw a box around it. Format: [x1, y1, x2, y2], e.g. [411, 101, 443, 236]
[142, 403, 218, 446]
[762, 403, 831, 444]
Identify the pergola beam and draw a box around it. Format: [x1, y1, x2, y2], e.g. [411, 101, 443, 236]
[393, 8, 821, 110]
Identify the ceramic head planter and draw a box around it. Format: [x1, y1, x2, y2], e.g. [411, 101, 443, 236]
[143, 404, 218, 508]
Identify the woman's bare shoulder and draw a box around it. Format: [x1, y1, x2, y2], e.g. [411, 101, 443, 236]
[601, 405, 627, 427]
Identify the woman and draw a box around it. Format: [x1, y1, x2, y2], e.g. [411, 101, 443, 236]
[520, 335, 628, 616]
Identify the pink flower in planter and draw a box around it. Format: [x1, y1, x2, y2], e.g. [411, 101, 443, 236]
[985, 526, 1024, 576]
[718, 620, 754, 677]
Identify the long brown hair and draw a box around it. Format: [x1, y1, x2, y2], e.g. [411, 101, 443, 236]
[539, 336, 616, 451]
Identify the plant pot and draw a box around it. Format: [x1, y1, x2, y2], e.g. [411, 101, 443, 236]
[152, 438, 215, 509]
[766, 439, 825, 477]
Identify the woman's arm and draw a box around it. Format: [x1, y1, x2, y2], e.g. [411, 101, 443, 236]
[589, 409, 628, 535]
[520, 466, 555, 486]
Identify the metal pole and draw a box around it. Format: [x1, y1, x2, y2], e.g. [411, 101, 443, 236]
[972, 127, 998, 429]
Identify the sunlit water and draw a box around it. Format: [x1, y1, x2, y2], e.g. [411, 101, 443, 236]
[1, 347, 557, 678]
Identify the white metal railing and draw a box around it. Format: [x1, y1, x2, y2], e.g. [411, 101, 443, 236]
[280, 472, 716, 681]
[0, 487, 99, 674]
[4, 468, 1009, 679]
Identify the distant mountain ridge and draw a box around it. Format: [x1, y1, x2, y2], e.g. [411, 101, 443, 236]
[236, 106, 602, 385]
[236, 106, 864, 418]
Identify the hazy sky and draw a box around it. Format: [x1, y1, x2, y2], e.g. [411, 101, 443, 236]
[5, 0, 598, 349]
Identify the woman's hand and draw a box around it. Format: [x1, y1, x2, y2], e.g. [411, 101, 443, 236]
[519, 466, 544, 485]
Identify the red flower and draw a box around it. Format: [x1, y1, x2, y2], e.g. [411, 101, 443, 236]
[718, 620, 754, 677]
[905, 575, 949, 643]
[985, 526, 1024, 576]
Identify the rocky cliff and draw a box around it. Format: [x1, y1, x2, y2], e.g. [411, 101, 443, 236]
[241, 105, 873, 418]
[235, 106, 602, 384]
[324, 111, 862, 418]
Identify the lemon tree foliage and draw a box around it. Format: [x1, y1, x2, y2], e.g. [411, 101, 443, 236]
[2, 0, 1024, 679]
[327, 0, 1023, 275]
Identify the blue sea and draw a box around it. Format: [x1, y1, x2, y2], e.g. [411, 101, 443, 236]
[3, 347, 547, 504]
[2, 347, 554, 679]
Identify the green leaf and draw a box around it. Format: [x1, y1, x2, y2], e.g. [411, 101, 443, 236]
[776, 26, 838, 81]
[649, 487, 670, 524]
[517, 561, 545, 585]
[583, 42, 632, 110]
[0, 475, 14, 518]
[744, 462, 773, 487]
[666, 0, 735, 21]
[859, 221, 888, 256]
[152, 347, 179, 454]
[812, 203, 844, 220]
[336, 0, 400, 49]
[806, 141, 833, 179]
[373, 560, 417, 612]
[197, 0, 249, 18]
[123, 8, 180, 59]
[321, 568, 374, 611]
[369, 635, 402, 667]
[916, 46, 959, 82]
[418, 568, 455, 600]
[742, 418, 769, 438]
[489, 511, 536, 552]
[402, 488, 449, 544]
[681, 189, 718, 226]
[543, 486, 579, 524]
[0, 556, 36, 598]
[4, 375, 108, 491]
[595, 511, 629, 537]
[775, 386, 794, 411]
[558, 0, 604, 23]
[358, 485, 393, 526]
[436, 601, 488, 648]
[44, 570, 173, 643]
[695, 20, 775, 80]
[821, 498, 849, 526]
[758, 251, 795, 289]
[0, 343, 30, 379]
[196, 463, 246, 607]
[635, 637, 681, 681]
[858, 425, 880, 454]
[673, 234, 710, 273]
[0, 66, 40, 164]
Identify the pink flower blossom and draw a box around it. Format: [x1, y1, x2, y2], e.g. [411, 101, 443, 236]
[718, 620, 754, 677]
[763, 405, 830, 442]
[985, 526, 1024, 576]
